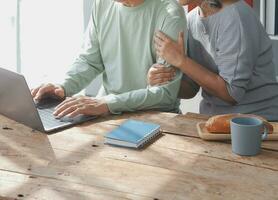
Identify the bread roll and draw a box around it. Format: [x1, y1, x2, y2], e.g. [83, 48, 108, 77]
[205, 113, 273, 134]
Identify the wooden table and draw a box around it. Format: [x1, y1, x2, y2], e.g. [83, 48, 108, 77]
[0, 111, 277, 200]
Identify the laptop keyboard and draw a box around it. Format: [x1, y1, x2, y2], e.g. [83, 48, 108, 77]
[37, 107, 72, 129]
[35, 96, 97, 131]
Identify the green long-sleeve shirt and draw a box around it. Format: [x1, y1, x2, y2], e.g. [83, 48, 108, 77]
[62, 0, 187, 114]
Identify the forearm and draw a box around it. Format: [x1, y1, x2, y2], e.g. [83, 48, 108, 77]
[178, 80, 198, 99]
[178, 57, 236, 104]
[103, 72, 182, 114]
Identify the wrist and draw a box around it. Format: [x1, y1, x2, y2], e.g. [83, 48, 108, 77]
[60, 86, 66, 98]
[103, 103, 110, 115]
[176, 55, 188, 69]
[56, 84, 66, 97]
[99, 98, 111, 115]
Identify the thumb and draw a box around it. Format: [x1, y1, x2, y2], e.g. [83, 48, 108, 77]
[54, 87, 65, 98]
[178, 31, 185, 54]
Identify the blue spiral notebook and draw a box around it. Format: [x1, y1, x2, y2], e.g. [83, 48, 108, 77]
[105, 119, 161, 148]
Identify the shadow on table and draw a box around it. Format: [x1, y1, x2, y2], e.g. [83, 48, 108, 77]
[0, 121, 106, 199]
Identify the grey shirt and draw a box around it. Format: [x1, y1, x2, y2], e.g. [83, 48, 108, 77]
[185, 0, 278, 120]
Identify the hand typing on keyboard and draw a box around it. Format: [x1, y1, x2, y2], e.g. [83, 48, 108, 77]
[53, 96, 110, 118]
[31, 83, 65, 101]
[35, 95, 63, 109]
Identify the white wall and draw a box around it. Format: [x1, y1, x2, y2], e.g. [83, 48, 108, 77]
[180, 92, 201, 114]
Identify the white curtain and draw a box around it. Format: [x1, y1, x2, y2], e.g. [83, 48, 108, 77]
[21, 0, 84, 87]
[0, 0, 17, 71]
[0, 0, 84, 88]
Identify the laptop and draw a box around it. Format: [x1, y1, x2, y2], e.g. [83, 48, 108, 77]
[0, 67, 97, 132]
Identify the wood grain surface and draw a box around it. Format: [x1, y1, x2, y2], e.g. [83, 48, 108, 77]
[0, 112, 277, 200]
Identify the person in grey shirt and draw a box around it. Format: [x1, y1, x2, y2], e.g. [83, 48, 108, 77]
[148, 0, 278, 120]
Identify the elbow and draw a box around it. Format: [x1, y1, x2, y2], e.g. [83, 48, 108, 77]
[216, 76, 240, 106]
[178, 80, 199, 99]
[214, 88, 238, 105]
[156, 71, 183, 111]
[159, 88, 180, 111]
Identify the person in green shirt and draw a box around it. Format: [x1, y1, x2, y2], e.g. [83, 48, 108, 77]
[31, 0, 185, 118]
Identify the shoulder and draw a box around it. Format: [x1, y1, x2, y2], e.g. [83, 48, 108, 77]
[218, 1, 259, 34]
[232, 1, 258, 21]
[154, 0, 186, 19]
[153, 0, 187, 34]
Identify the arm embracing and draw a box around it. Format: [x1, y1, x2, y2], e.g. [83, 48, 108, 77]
[103, 71, 182, 114]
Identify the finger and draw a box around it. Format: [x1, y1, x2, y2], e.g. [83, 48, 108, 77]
[54, 100, 79, 116]
[54, 99, 80, 116]
[178, 31, 185, 54]
[157, 66, 175, 72]
[149, 70, 172, 81]
[151, 63, 164, 68]
[157, 72, 176, 79]
[54, 97, 96, 116]
[54, 87, 65, 99]
[57, 104, 83, 118]
[154, 36, 163, 47]
[151, 67, 172, 75]
[31, 87, 40, 97]
[55, 96, 96, 110]
[168, 67, 177, 75]
[149, 78, 171, 86]
[156, 31, 170, 42]
[67, 107, 85, 118]
[149, 76, 173, 86]
[149, 79, 161, 86]
[34, 84, 55, 100]
[155, 73, 175, 81]
[160, 77, 173, 83]
[149, 71, 176, 82]
[154, 42, 163, 53]
[55, 97, 76, 110]
[55, 97, 78, 110]
[83, 99, 98, 105]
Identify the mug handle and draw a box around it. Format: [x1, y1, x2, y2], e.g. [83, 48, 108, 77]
[262, 125, 268, 140]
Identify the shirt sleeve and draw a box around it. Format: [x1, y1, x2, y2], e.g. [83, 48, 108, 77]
[158, 9, 188, 66]
[61, 6, 105, 97]
[103, 72, 182, 114]
[103, 11, 186, 114]
[215, 14, 259, 103]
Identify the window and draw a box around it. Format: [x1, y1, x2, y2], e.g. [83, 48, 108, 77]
[0, 0, 85, 88]
[0, 0, 17, 71]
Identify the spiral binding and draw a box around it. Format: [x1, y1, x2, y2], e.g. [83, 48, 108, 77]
[138, 129, 161, 148]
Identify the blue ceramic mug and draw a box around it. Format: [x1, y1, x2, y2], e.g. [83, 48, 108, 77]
[230, 117, 268, 156]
